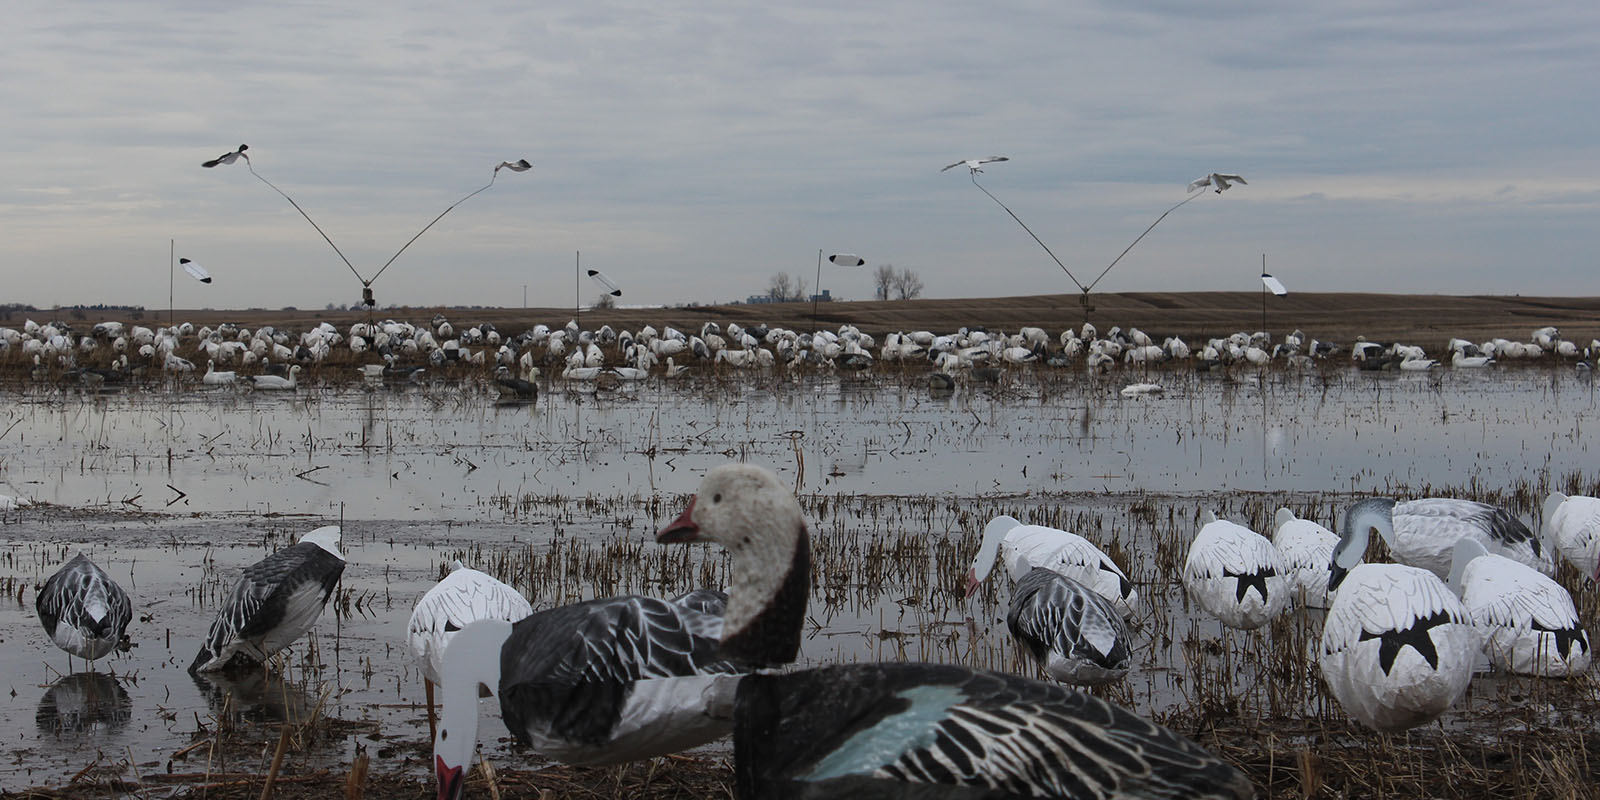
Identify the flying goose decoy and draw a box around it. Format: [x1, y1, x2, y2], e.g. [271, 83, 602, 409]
[201, 144, 249, 168]
[1186, 173, 1247, 194]
[940, 155, 1010, 174]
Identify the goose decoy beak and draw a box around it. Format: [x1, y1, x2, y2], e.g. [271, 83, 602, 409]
[656, 496, 700, 543]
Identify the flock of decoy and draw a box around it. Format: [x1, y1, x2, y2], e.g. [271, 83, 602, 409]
[5, 313, 1599, 396]
[31, 461, 1600, 799]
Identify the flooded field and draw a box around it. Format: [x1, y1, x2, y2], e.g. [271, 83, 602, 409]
[2, 365, 1598, 797]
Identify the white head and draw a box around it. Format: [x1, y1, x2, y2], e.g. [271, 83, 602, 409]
[1542, 492, 1568, 538]
[1274, 508, 1297, 534]
[434, 619, 511, 800]
[299, 525, 343, 559]
[1447, 537, 1490, 594]
[966, 515, 1021, 597]
[656, 463, 809, 666]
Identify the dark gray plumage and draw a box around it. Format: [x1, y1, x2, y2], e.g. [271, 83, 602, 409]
[497, 594, 742, 763]
[190, 529, 345, 673]
[36, 553, 131, 662]
[1007, 568, 1132, 685]
[733, 662, 1253, 800]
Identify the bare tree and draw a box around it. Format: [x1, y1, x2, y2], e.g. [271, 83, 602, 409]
[873, 264, 895, 301]
[594, 292, 617, 309]
[767, 271, 807, 302]
[892, 267, 925, 300]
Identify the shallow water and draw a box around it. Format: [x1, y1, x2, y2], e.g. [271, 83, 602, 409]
[1, 366, 1597, 787]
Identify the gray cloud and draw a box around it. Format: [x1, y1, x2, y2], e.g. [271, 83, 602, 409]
[1, 0, 1597, 311]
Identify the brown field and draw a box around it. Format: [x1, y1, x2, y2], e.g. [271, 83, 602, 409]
[39, 291, 1600, 350]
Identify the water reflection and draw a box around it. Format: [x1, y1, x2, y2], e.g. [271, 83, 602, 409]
[192, 669, 326, 726]
[36, 672, 132, 737]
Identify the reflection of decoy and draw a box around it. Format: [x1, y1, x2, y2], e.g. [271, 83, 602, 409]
[191, 669, 322, 725]
[190, 525, 345, 673]
[36, 672, 132, 737]
[37, 553, 132, 664]
[928, 372, 955, 391]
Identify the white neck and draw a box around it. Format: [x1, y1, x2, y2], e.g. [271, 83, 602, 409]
[970, 515, 1020, 584]
[435, 620, 509, 778]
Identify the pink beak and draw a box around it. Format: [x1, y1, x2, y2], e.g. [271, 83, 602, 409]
[436, 755, 464, 800]
[657, 495, 700, 543]
[963, 568, 980, 598]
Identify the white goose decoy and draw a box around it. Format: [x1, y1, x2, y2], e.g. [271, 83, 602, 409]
[1183, 511, 1289, 630]
[247, 364, 301, 390]
[940, 155, 1010, 174]
[494, 159, 532, 173]
[190, 525, 345, 673]
[1320, 513, 1479, 732]
[1340, 497, 1554, 580]
[649, 464, 1252, 800]
[1450, 539, 1590, 677]
[201, 360, 237, 386]
[966, 515, 1138, 618]
[1542, 492, 1600, 581]
[1272, 508, 1339, 608]
[407, 561, 533, 735]
[36, 553, 132, 663]
[1006, 567, 1132, 685]
[1187, 173, 1247, 194]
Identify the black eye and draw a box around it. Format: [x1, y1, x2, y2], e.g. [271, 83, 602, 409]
[713, 493, 722, 503]
[440, 729, 448, 741]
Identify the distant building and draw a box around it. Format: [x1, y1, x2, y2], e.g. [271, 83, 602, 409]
[808, 289, 833, 303]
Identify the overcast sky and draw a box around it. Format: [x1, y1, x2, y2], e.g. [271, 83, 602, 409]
[4, 1, 1597, 311]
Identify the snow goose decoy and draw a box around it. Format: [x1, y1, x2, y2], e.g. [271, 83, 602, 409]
[1006, 567, 1133, 685]
[656, 464, 1252, 800]
[1272, 508, 1339, 608]
[940, 155, 1010, 174]
[1183, 510, 1289, 630]
[966, 515, 1138, 618]
[1319, 513, 1479, 731]
[247, 364, 301, 391]
[1186, 173, 1247, 194]
[36, 553, 132, 664]
[1450, 538, 1590, 677]
[189, 525, 345, 673]
[1338, 497, 1554, 582]
[201, 360, 237, 386]
[408, 561, 533, 738]
[1542, 492, 1600, 581]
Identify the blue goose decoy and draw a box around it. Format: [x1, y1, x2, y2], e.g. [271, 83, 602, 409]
[36, 553, 132, 665]
[190, 525, 345, 673]
[654, 464, 1253, 800]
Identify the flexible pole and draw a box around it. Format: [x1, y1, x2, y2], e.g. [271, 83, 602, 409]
[970, 172, 1084, 291]
[169, 239, 174, 329]
[1085, 190, 1204, 294]
[812, 249, 822, 330]
[575, 251, 581, 329]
